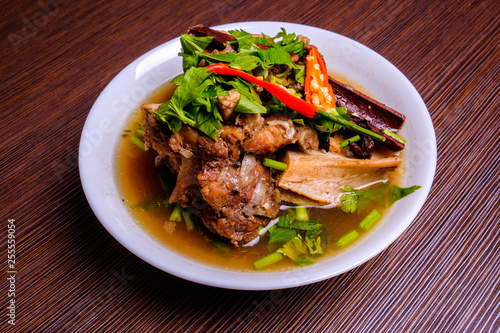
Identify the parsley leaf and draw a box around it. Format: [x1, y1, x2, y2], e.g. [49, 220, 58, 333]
[234, 95, 267, 114]
[340, 183, 422, 213]
[156, 67, 223, 139]
[390, 185, 422, 205]
[269, 228, 297, 243]
[180, 34, 214, 55]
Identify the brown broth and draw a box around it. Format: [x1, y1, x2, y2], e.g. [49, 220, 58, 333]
[115, 81, 405, 272]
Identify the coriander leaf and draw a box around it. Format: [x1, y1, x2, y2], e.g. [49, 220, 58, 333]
[357, 182, 390, 207]
[277, 214, 296, 228]
[234, 95, 267, 114]
[156, 67, 214, 131]
[228, 28, 253, 40]
[390, 185, 422, 205]
[279, 236, 308, 261]
[269, 228, 296, 243]
[340, 182, 421, 213]
[305, 236, 323, 255]
[336, 106, 350, 120]
[272, 28, 305, 56]
[229, 54, 261, 71]
[199, 52, 238, 63]
[193, 98, 222, 139]
[295, 254, 315, 266]
[258, 47, 292, 68]
[180, 34, 214, 55]
[169, 67, 213, 112]
[293, 65, 305, 84]
[340, 192, 358, 213]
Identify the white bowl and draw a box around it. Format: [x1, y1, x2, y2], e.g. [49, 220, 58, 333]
[79, 21, 436, 290]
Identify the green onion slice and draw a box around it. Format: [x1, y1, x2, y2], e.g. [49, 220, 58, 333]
[335, 230, 360, 248]
[263, 158, 288, 171]
[340, 135, 361, 148]
[254, 252, 284, 270]
[359, 209, 382, 231]
[382, 129, 406, 144]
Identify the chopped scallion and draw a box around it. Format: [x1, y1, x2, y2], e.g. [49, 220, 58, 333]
[254, 252, 284, 270]
[335, 230, 360, 248]
[129, 136, 145, 151]
[169, 204, 183, 222]
[340, 135, 361, 148]
[358, 209, 382, 231]
[262, 158, 288, 171]
[181, 209, 195, 231]
[382, 129, 406, 144]
[135, 128, 145, 137]
[295, 206, 309, 221]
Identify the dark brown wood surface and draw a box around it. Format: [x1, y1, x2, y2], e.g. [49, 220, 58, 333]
[1, 0, 499, 331]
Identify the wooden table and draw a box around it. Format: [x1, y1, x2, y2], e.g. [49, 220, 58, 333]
[2, 0, 499, 331]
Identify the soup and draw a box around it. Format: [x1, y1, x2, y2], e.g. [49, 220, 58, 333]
[115, 83, 406, 272]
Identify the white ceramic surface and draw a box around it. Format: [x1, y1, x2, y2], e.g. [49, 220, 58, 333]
[79, 21, 436, 290]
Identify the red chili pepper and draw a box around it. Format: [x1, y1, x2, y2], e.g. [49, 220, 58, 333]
[206, 63, 317, 118]
[305, 46, 336, 111]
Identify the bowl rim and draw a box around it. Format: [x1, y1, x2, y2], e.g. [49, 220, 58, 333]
[79, 21, 437, 290]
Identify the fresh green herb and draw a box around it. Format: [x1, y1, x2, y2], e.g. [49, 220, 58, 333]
[180, 34, 214, 55]
[359, 209, 382, 232]
[254, 213, 325, 269]
[229, 54, 261, 71]
[335, 230, 360, 248]
[233, 95, 267, 114]
[254, 252, 284, 270]
[129, 136, 145, 151]
[275, 214, 294, 227]
[179, 34, 214, 70]
[295, 254, 316, 266]
[155, 67, 223, 139]
[390, 185, 421, 205]
[340, 135, 361, 148]
[305, 236, 323, 255]
[262, 158, 288, 171]
[279, 236, 308, 261]
[276, 214, 323, 237]
[340, 187, 358, 213]
[340, 182, 421, 213]
[269, 228, 296, 243]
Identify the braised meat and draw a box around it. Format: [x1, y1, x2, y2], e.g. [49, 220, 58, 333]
[143, 104, 318, 245]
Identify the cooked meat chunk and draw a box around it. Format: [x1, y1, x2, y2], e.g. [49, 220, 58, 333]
[235, 113, 265, 133]
[295, 125, 319, 151]
[142, 105, 182, 171]
[218, 89, 240, 121]
[241, 114, 297, 154]
[197, 154, 279, 245]
[168, 125, 201, 159]
[143, 104, 171, 156]
[198, 206, 268, 245]
[168, 156, 202, 206]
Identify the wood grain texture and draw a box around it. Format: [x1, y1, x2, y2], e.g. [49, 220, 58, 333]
[1, 0, 499, 331]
